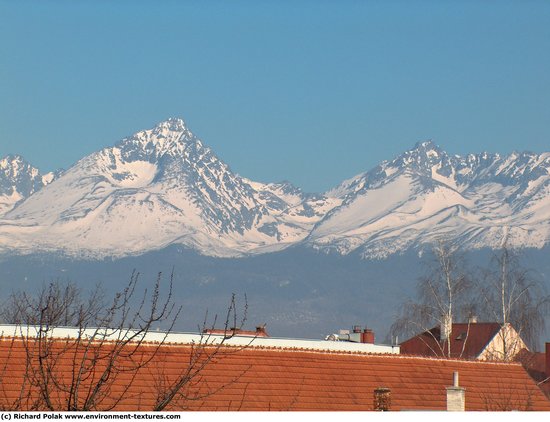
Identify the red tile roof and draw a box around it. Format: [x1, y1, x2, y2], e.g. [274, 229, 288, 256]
[400, 323, 502, 359]
[1, 337, 549, 411]
[515, 348, 550, 398]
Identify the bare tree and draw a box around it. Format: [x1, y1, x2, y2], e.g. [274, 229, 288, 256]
[1, 280, 104, 327]
[0, 272, 250, 411]
[479, 379, 535, 411]
[0, 335, 27, 411]
[152, 293, 250, 411]
[476, 245, 550, 357]
[391, 236, 550, 361]
[390, 240, 474, 357]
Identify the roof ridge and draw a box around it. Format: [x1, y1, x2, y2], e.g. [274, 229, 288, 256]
[153, 342, 526, 365]
[1, 335, 525, 366]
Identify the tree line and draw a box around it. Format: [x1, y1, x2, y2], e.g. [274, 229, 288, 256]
[390, 240, 550, 358]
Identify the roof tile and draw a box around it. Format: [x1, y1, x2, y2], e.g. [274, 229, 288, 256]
[400, 323, 503, 358]
[0, 338, 549, 411]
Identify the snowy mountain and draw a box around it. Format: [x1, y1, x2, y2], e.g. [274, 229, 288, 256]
[0, 155, 59, 216]
[0, 119, 333, 257]
[0, 121, 548, 259]
[310, 141, 550, 258]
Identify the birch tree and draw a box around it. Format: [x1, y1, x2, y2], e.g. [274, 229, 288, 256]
[477, 245, 550, 356]
[390, 240, 474, 357]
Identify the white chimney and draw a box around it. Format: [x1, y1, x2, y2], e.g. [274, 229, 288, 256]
[441, 314, 452, 341]
[446, 371, 466, 411]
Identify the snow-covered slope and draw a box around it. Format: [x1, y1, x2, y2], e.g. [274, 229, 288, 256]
[310, 141, 550, 258]
[0, 155, 59, 216]
[0, 123, 548, 259]
[0, 119, 330, 257]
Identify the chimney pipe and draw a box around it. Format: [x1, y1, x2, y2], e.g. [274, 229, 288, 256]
[373, 387, 391, 411]
[468, 315, 478, 324]
[362, 328, 375, 344]
[255, 325, 268, 337]
[446, 371, 465, 411]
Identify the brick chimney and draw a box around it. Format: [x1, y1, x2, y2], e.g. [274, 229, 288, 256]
[446, 371, 465, 411]
[255, 325, 268, 337]
[373, 387, 391, 411]
[361, 328, 375, 344]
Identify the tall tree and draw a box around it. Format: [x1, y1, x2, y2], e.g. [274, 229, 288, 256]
[476, 244, 550, 355]
[391, 240, 474, 357]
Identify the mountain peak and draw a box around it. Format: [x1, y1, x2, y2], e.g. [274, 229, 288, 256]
[387, 140, 446, 172]
[1, 154, 37, 176]
[1, 154, 27, 169]
[114, 117, 199, 161]
[155, 117, 187, 132]
[412, 140, 442, 154]
[0, 154, 60, 215]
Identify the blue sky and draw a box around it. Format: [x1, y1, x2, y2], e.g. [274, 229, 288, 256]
[1, 1, 549, 193]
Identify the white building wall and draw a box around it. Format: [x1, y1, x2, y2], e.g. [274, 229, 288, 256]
[0, 324, 400, 354]
[477, 324, 527, 361]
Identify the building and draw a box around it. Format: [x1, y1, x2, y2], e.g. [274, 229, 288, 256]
[0, 324, 549, 411]
[400, 321, 527, 361]
[516, 342, 550, 398]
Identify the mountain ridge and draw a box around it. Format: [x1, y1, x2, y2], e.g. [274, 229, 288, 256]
[1, 118, 548, 259]
[0, 155, 61, 216]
